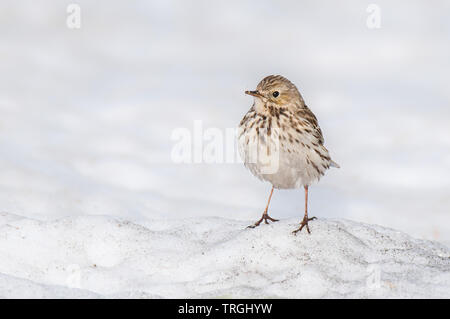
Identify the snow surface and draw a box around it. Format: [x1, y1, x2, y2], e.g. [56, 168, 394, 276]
[0, 212, 448, 298]
[0, 1, 449, 298]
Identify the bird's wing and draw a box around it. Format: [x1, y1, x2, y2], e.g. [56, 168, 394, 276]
[294, 106, 340, 168]
[295, 105, 325, 145]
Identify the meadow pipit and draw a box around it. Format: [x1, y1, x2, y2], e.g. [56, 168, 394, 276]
[238, 75, 339, 234]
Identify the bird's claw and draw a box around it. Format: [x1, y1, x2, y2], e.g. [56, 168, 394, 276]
[292, 216, 317, 235]
[247, 213, 279, 229]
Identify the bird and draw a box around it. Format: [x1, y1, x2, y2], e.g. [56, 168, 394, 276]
[238, 75, 339, 234]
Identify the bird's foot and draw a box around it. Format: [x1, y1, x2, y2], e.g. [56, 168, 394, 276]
[247, 213, 279, 229]
[292, 216, 317, 235]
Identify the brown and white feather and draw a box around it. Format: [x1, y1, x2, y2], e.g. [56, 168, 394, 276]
[238, 75, 339, 189]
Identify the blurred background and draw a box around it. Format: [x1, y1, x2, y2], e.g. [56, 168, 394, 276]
[0, 0, 449, 245]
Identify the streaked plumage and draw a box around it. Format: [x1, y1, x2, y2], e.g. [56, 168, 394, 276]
[238, 75, 339, 233]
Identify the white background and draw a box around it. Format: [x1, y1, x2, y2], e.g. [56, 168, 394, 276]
[0, 1, 449, 243]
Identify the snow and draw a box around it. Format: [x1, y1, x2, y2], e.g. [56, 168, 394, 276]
[0, 212, 448, 298]
[0, 1, 449, 298]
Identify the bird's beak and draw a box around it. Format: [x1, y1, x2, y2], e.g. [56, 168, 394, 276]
[245, 90, 263, 98]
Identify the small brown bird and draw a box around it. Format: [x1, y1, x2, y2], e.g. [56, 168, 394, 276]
[238, 75, 339, 234]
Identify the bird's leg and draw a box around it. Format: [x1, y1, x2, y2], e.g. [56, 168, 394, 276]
[293, 185, 317, 234]
[247, 186, 279, 228]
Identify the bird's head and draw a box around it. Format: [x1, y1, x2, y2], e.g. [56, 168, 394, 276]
[245, 75, 304, 113]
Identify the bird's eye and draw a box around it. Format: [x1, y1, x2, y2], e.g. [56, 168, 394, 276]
[272, 91, 279, 98]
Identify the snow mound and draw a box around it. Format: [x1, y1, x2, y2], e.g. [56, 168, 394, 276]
[0, 212, 448, 298]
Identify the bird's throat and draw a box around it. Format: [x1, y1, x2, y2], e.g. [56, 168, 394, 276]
[253, 97, 269, 115]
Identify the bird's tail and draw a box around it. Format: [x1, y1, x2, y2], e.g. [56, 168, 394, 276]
[330, 160, 340, 168]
